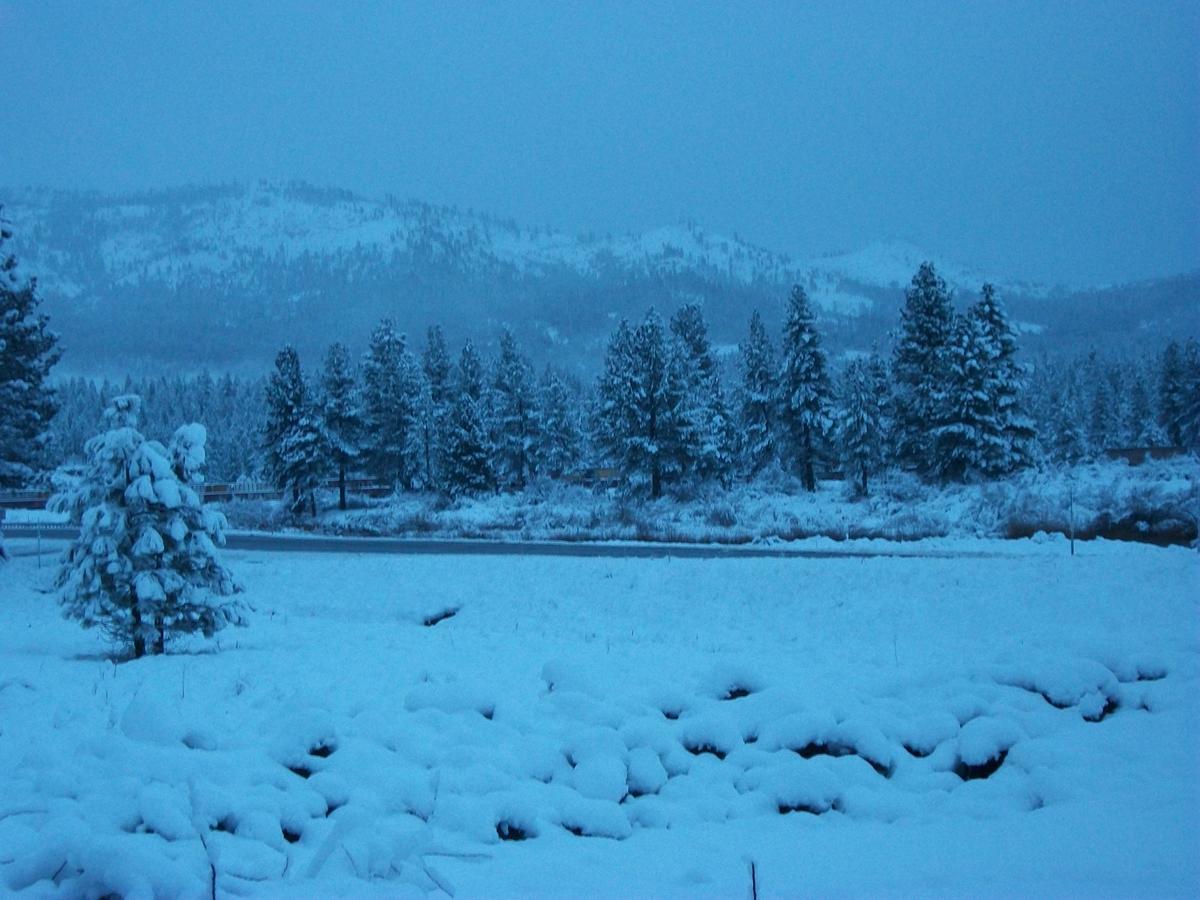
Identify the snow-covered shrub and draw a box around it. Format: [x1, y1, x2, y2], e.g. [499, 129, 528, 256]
[878, 470, 927, 504]
[999, 459, 1198, 544]
[52, 395, 247, 658]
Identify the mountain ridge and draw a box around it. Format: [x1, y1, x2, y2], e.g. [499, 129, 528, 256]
[1, 182, 1195, 375]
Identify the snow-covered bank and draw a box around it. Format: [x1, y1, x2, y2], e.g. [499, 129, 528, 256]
[222, 458, 1200, 547]
[1, 540, 1197, 896]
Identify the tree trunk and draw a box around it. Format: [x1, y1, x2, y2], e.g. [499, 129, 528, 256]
[860, 468, 868, 497]
[651, 463, 662, 499]
[153, 616, 165, 655]
[802, 435, 816, 492]
[131, 603, 146, 659]
[338, 464, 347, 511]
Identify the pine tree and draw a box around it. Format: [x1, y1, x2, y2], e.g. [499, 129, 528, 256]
[1087, 358, 1119, 457]
[492, 329, 540, 490]
[536, 367, 582, 477]
[1050, 365, 1088, 464]
[1127, 372, 1167, 446]
[968, 283, 1036, 475]
[0, 206, 61, 488]
[737, 310, 777, 475]
[1177, 339, 1200, 452]
[594, 310, 688, 498]
[670, 304, 735, 486]
[932, 314, 1001, 482]
[360, 319, 415, 487]
[892, 262, 955, 476]
[52, 395, 245, 658]
[319, 342, 362, 510]
[1159, 341, 1188, 446]
[778, 285, 833, 492]
[441, 340, 494, 496]
[263, 346, 326, 515]
[837, 357, 885, 496]
[420, 325, 453, 488]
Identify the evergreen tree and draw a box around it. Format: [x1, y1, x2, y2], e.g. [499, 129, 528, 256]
[420, 325, 453, 488]
[397, 349, 430, 488]
[360, 319, 415, 487]
[892, 262, 955, 476]
[932, 314, 1001, 481]
[592, 319, 638, 478]
[1159, 341, 1188, 446]
[1049, 365, 1089, 464]
[492, 329, 540, 490]
[1127, 372, 1167, 446]
[737, 310, 777, 475]
[594, 310, 688, 498]
[968, 283, 1036, 475]
[536, 367, 582, 477]
[837, 357, 886, 496]
[670, 303, 735, 486]
[263, 346, 325, 515]
[319, 342, 362, 510]
[1087, 358, 1119, 456]
[52, 395, 245, 658]
[0, 207, 61, 487]
[778, 285, 833, 491]
[441, 340, 494, 496]
[1177, 339, 1200, 452]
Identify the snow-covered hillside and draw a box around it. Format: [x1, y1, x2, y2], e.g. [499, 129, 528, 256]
[3, 183, 1022, 311]
[1, 183, 1194, 372]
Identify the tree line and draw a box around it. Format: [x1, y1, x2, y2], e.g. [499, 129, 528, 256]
[5, 196, 1200, 516]
[256, 262, 1200, 511]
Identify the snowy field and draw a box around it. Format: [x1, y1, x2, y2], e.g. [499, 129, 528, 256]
[1, 537, 1198, 897]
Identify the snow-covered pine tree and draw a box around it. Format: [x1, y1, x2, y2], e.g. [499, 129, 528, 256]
[778, 285, 833, 492]
[441, 340, 494, 496]
[737, 309, 777, 476]
[969, 283, 1036, 475]
[1086, 357, 1120, 457]
[319, 342, 362, 510]
[593, 310, 688, 499]
[593, 319, 638, 477]
[397, 349, 430, 488]
[536, 366, 583, 478]
[53, 395, 245, 659]
[892, 262, 955, 477]
[1159, 341, 1188, 447]
[1127, 371, 1168, 446]
[932, 313, 1001, 482]
[0, 206, 61, 488]
[1050, 365, 1089, 464]
[1177, 339, 1200, 452]
[263, 346, 326, 515]
[492, 329, 540, 490]
[837, 357, 886, 496]
[866, 352, 895, 465]
[420, 325, 453, 489]
[670, 303, 735, 487]
[360, 319, 415, 487]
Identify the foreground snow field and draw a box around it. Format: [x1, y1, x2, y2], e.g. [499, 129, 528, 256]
[1, 538, 1197, 897]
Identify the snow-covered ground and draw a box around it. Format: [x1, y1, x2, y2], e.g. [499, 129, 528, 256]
[1, 538, 1197, 897]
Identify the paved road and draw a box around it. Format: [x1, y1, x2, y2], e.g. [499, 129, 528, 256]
[1, 524, 1001, 560]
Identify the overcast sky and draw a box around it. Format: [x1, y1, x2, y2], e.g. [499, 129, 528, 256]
[1, 1, 1197, 284]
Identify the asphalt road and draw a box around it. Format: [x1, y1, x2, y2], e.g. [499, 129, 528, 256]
[0, 524, 1001, 560]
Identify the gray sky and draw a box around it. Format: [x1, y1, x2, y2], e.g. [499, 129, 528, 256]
[2, 0, 1197, 284]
